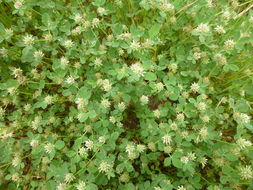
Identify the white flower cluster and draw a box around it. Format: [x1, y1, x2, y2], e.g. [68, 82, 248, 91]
[98, 161, 113, 174]
[162, 134, 171, 145]
[195, 23, 210, 33]
[236, 138, 252, 149]
[130, 62, 145, 77]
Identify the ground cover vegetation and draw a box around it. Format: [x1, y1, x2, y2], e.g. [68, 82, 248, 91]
[0, 0, 253, 189]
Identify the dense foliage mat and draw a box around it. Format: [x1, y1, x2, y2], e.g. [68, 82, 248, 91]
[0, 0, 253, 189]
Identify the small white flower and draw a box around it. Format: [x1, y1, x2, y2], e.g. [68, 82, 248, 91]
[214, 53, 227, 65]
[44, 143, 54, 154]
[5, 28, 14, 36]
[109, 116, 116, 124]
[78, 147, 88, 156]
[224, 39, 235, 50]
[60, 56, 69, 66]
[12, 68, 23, 78]
[23, 34, 34, 46]
[190, 82, 200, 93]
[102, 79, 111, 92]
[118, 102, 126, 111]
[169, 63, 178, 72]
[176, 113, 185, 122]
[187, 152, 196, 161]
[84, 140, 94, 150]
[98, 136, 106, 144]
[161, 2, 174, 11]
[177, 185, 187, 190]
[94, 57, 102, 67]
[66, 76, 75, 84]
[97, 7, 106, 16]
[199, 127, 208, 138]
[14, 0, 24, 9]
[195, 23, 210, 33]
[155, 82, 164, 91]
[200, 157, 208, 168]
[57, 183, 66, 190]
[239, 165, 253, 180]
[136, 144, 146, 153]
[0, 47, 8, 57]
[197, 102, 207, 111]
[44, 95, 53, 105]
[130, 40, 140, 51]
[12, 156, 21, 167]
[76, 181, 86, 190]
[8, 87, 17, 95]
[236, 138, 252, 149]
[64, 173, 75, 183]
[222, 10, 231, 20]
[202, 115, 210, 123]
[240, 113, 250, 124]
[101, 99, 111, 108]
[154, 109, 161, 118]
[215, 25, 225, 34]
[74, 14, 83, 23]
[92, 18, 100, 27]
[30, 139, 39, 147]
[162, 134, 171, 145]
[140, 95, 149, 104]
[180, 156, 189, 164]
[44, 33, 53, 41]
[130, 63, 145, 77]
[125, 144, 135, 154]
[71, 26, 82, 35]
[64, 40, 74, 48]
[34, 50, 44, 59]
[98, 161, 113, 174]
[193, 52, 202, 60]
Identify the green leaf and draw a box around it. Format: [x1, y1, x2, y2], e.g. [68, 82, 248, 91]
[0, 23, 5, 43]
[93, 0, 105, 6]
[86, 184, 98, 190]
[149, 24, 162, 38]
[164, 157, 171, 167]
[78, 87, 91, 99]
[144, 72, 157, 81]
[21, 46, 34, 62]
[55, 140, 65, 150]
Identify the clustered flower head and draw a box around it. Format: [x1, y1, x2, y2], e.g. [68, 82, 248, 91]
[162, 134, 171, 145]
[239, 165, 253, 180]
[130, 62, 145, 77]
[44, 143, 54, 154]
[190, 82, 200, 93]
[101, 98, 111, 108]
[140, 95, 149, 104]
[23, 34, 34, 46]
[98, 161, 113, 174]
[195, 23, 210, 33]
[236, 138, 252, 149]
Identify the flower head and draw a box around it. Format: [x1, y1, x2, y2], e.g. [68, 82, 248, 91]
[101, 99, 111, 108]
[130, 63, 145, 77]
[190, 82, 200, 93]
[140, 95, 149, 104]
[44, 143, 54, 154]
[162, 134, 171, 145]
[34, 50, 44, 59]
[195, 23, 210, 33]
[239, 165, 253, 180]
[98, 161, 113, 174]
[23, 35, 34, 46]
